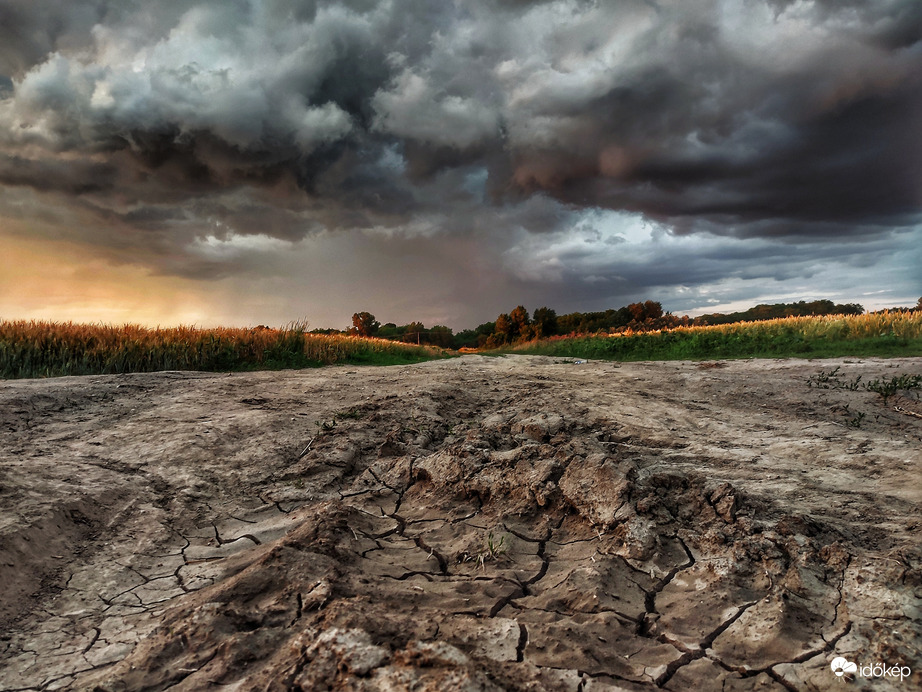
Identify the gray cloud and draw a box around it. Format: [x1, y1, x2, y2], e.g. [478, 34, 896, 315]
[0, 0, 919, 322]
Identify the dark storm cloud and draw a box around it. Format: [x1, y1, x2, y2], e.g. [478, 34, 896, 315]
[0, 1, 105, 76]
[0, 154, 116, 194]
[0, 0, 919, 291]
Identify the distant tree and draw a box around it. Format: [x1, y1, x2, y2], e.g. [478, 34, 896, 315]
[401, 321, 426, 343]
[627, 302, 646, 321]
[475, 321, 496, 337]
[475, 321, 496, 348]
[643, 300, 663, 320]
[805, 300, 835, 316]
[916, 297, 922, 311]
[484, 332, 506, 349]
[494, 313, 514, 343]
[377, 322, 400, 339]
[428, 325, 454, 348]
[532, 307, 558, 337]
[625, 300, 664, 322]
[513, 324, 533, 341]
[557, 312, 581, 334]
[509, 306, 530, 337]
[351, 312, 380, 337]
[454, 321, 495, 349]
[453, 329, 477, 348]
[694, 300, 867, 326]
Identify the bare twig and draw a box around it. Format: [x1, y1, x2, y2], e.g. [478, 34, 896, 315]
[298, 437, 315, 458]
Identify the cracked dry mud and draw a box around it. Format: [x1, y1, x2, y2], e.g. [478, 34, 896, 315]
[1, 355, 920, 691]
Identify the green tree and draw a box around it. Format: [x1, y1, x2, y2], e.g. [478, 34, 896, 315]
[402, 321, 426, 344]
[378, 322, 399, 339]
[428, 325, 454, 348]
[351, 312, 380, 337]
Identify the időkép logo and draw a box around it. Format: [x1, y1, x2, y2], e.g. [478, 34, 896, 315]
[830, 656, 912, 682]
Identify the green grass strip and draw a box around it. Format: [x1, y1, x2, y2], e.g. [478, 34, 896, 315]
[506, 313, 922, 361]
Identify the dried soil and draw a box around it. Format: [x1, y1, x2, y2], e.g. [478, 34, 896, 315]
[0, 355, 920, 691]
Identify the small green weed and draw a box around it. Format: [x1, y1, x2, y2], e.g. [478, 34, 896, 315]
[845, 412, 866, 429]
[808, 369, 922, 403]
[864, 374, 922, 403]
[806, 367, 840, 388]
[806, 367, 862, 390]
[462, 531, 510, 572]
[485, 531, 507, 560]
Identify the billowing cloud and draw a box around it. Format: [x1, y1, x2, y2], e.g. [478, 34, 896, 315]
[0, 0, 919, 325]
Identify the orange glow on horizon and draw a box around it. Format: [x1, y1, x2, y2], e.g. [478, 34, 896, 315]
[0, 230, 219, 327]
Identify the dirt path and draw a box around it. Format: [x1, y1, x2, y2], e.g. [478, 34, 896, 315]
[0, 355, 919, 691]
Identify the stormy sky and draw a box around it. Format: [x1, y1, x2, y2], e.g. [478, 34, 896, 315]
[1, 0, 920, 329]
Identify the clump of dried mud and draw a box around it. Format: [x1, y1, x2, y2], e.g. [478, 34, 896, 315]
[1, 355, 920, 691]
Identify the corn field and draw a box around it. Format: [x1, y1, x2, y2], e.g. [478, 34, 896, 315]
[512, 311, 922, 361]
[0, 321, 444, 379]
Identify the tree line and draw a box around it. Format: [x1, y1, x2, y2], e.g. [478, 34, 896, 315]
[692, 299, 864, 325]
[314, 297, 921, 350]
[454, 301, 668, 348]
[312, 312, 455, 348]
[319, 301, 680, 349]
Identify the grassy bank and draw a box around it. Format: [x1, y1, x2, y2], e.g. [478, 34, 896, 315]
[0, 321, 446, 379]
[506, 312, 922, 361]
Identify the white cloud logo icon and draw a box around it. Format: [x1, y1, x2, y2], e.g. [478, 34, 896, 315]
[831, 657, 858, 677]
